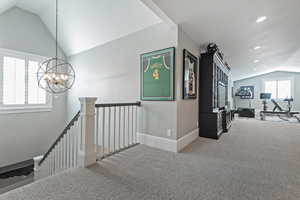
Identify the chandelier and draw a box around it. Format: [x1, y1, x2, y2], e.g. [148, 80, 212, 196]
[37, 0, 75, 94]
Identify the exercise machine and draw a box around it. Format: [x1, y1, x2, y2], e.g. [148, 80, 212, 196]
[259, 93, 300, 122]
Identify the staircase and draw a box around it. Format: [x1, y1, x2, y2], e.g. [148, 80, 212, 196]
[35, 98, 141, 180]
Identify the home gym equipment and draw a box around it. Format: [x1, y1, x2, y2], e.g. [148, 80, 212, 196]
[259, 93, 300, 122]
[260, 93, 271, 111]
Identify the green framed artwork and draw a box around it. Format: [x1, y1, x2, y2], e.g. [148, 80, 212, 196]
[140, 47, 175, 101]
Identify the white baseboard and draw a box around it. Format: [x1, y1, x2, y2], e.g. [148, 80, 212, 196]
[137, 133, 178, 152]
[177, 128, 199, 152]
[137, 128, 199, 153]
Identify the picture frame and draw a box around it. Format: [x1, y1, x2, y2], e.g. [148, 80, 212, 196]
[140, 47, 175, 101]
[183, 49, 198, 99]
[239, 86, 254, 99]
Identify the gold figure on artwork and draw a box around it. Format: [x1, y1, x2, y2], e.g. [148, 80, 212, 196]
[152, 69, 160, 80]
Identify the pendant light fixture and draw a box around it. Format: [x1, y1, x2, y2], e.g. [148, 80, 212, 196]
[37, 0, 75, 94]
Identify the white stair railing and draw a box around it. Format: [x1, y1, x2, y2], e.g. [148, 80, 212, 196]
[94, 102, 141, 160]
[34, 98, 141, 180]
[34, 97, 98, 180]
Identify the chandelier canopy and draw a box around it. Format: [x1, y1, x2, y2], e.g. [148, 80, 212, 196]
[37, 0, 75, 94]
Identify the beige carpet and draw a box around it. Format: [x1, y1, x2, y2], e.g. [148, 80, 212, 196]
[1, 118, 300, 200]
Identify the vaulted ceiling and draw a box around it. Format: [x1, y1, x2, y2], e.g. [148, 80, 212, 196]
[152, 0, 300, 80]
[1, 0, 299, 80]
[0, 0, 161, 56]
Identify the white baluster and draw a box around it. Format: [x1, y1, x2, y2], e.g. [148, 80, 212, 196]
[62, 135, 66, 169]
[47, 158, 50, 177]
[51, 152, 54, 175]
[67, 130, 73, 168]
[55, 144, 59, 173]
[69, 131, 73, 168]
[65, 134, 68, 169]
[102, 107, 105, 157]
[74, 120, 79, 167]
[96, 108, 99, 156]
[70, 128, 74, 168]
[57, 140, 61, 172]
[67, 133, 70, 168]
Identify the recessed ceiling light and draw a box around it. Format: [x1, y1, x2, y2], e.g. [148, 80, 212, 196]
[256, 16, 267, 23]
[254, 60, 260, 63]
[254, 46, 261, 50]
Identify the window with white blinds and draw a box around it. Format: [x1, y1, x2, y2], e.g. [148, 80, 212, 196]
[28, 60, 46, 104]
[0, 48, 52, 113]
[264, 79, 292, 99]
[3, 56, 26, 104]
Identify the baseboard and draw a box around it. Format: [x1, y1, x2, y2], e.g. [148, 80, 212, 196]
[137, 133, 177, 152]
[177, 128, 199, 152]
[137, 128, 199, 153]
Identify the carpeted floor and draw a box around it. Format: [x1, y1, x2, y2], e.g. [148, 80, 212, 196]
[1, 118, 300, 200]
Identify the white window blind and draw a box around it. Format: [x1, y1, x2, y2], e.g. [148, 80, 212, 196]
[28, 60, 46, 104]
[265, 79, 292, 99]
[265, 81, 277, 99]
[3, 56, 26, 104]
[0, 48, 52, 113]
[277, 80, 291, 99]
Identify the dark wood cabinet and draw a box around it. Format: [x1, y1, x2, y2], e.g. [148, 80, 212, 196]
[199, 52, 231, 139]
[199, 112, 223, 139]
[222, 110, 232, 132]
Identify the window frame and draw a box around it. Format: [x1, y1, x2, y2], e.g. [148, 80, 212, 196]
[0, 48, 52, 114]
[262, 77, 294, 100]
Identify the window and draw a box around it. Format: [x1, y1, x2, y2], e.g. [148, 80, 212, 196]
[0, 49, 52, 114]
[264, 79, 292, 99]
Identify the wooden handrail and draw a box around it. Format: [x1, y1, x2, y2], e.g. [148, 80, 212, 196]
[38, 111, 81, 166]
[95, 102, 141, 108]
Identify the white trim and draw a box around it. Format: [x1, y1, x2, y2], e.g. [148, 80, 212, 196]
[262, 76, 294, 100]
[177, 128, 199, 152]
[0, 105, 52, 114]
[137, 132, 177, 152]
[0, 48, 47, 60]
[140, 0, 176, 27]
[137, 128, 199, 153]
[0, 48, 53, 113]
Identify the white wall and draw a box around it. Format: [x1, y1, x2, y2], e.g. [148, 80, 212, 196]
[68, 23, 201, 141]
[68, 22, 179, 139]
[0, 7, 67, 167]
[176, 27, 200, 139]
[233, 71, 300, 114]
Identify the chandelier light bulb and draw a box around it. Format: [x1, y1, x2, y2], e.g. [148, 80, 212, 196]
[37, 58, 75, 93]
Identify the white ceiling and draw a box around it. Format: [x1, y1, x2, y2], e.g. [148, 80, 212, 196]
[152, 0, 300, 80]
[0, 0, 161, 56]
[1, 0, 299, 80]
[0, 0, 16, 13]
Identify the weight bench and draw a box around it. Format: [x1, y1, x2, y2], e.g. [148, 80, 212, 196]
[260, 111, 300, 122]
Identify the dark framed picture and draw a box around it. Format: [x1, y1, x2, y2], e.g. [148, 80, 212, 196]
[183, 49, 198, 99]
[140, 47, 175, 101]
[239, 86, 254, 99]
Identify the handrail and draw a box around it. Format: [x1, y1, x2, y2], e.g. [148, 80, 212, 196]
[39, 111, 81, 166]
[95, 102, 141, 108]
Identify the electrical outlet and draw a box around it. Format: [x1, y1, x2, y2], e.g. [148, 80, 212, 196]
[167, 129, 172, 137]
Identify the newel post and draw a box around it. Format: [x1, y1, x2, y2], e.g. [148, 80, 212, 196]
[78, 97, 97, 167]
